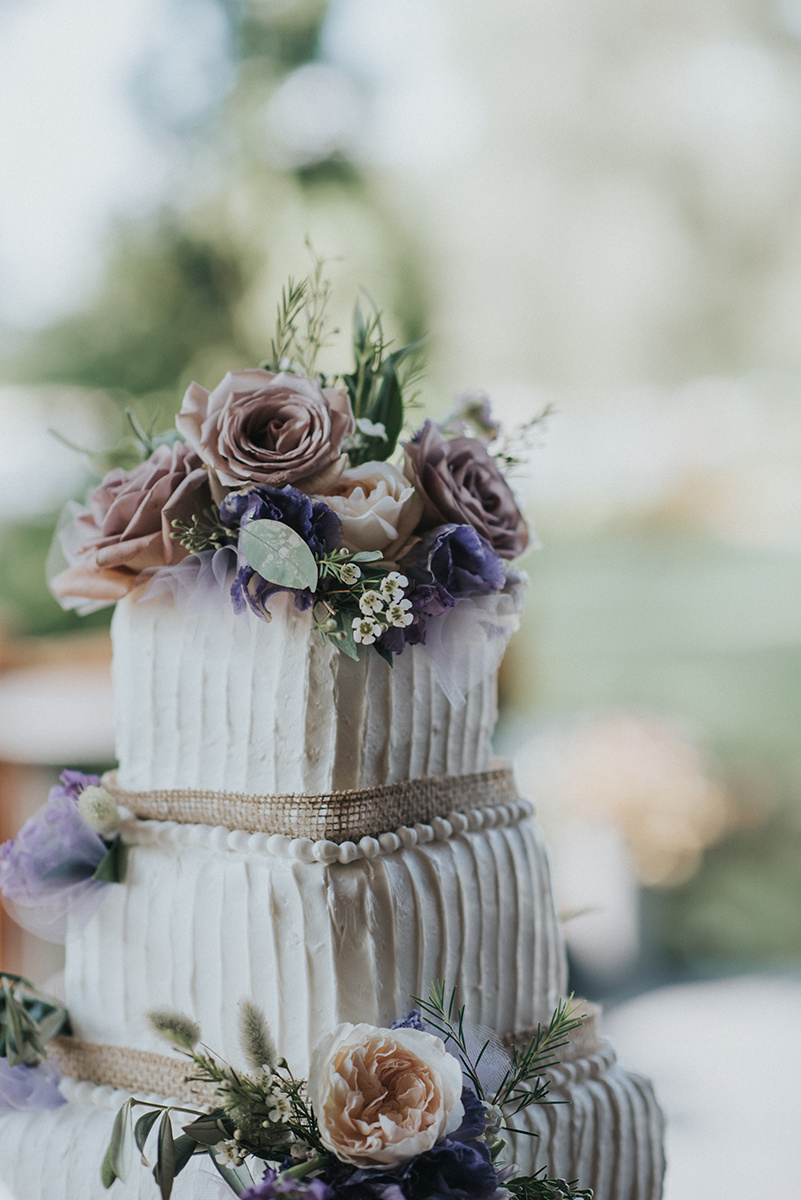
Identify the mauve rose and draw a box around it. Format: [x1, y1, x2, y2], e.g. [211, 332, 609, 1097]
[312, 461, 424, 558]
[50, 441, 210, 604]
[308, 1022, 464, 1170]
[176, 368, 354, 496]
[404, 422, 528, 560]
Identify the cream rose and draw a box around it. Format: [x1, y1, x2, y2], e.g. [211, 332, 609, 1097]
[312, 462, 424, 558]
[308, 1022, 464, 1169]
[176, 368, 354, 498]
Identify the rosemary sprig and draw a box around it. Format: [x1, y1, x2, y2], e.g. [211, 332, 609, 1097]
[411, 982, 585, 1120]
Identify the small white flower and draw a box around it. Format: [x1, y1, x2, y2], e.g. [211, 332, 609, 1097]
[267, 1090, 292, 1123]
[318, 617, 337, 633]
[214, 1140, 244, 1167]
[387, 601, 414, 628]
[359, 590, 384, 615]
[340, 562, 362, 584]
[76, 785, 121, 836]
[352, 616, 382, 645]
[380, 572, 408, 601]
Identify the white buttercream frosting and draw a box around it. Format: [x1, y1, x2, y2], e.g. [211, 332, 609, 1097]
[112, 589, 500, 793]
[64, 818, 568, 1078]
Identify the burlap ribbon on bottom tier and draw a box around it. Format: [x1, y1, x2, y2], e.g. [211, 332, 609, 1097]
[50, 1009, 602, 1105]
[102, 766, 519, 842]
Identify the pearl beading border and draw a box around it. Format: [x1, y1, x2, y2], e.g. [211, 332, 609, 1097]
[119, 797, 534, 865]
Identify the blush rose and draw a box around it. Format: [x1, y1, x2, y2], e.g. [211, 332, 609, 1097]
[50, 441, 211, 605]
[312, 462, 424, 559]
[404, 421, 528, 560]
[308, 1022, 464, 1170]
[176, 369, 354, 497]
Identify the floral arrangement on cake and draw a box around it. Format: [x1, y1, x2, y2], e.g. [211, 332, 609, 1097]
[0, 771, 124, 945]
[49, 255, 542, 666]
[100, 984, 592, 1200]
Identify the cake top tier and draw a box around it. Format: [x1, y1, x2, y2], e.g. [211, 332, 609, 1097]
[48, 262, 536, 789]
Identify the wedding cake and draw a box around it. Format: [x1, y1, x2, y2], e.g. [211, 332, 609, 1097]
[0, 275, 665, 1200]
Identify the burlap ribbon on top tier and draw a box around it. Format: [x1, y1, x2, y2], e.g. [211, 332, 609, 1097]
[102, 766, 519, 842]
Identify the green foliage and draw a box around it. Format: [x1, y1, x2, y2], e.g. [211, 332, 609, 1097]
[0, 975, 70, 1067]
[91, 835, 125, 883]
[412, 982, 585, 1121]
[343, 299, 425, 466]
[507, 1171, 593, 1199]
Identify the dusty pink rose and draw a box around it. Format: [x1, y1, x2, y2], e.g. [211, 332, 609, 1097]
[176, 368, 354, 496]
[50, 441, 210, 605]
[312, 461, 424, 559]
[307, 1022, 464, 1169]
[404, 421, 528, 560]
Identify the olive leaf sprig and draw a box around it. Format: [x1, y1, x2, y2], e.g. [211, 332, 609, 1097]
[101, 1004, 324, 1200]
[0, 974, 70, 1068]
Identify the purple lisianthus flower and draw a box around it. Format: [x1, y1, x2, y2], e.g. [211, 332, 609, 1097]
[56, 769, 101, 801]
[391, 1009, 426, 1032]
[0, 771, 112, 943]
[326, 1135, 500, 1200]
[403, 1138, 498, 1200]
[242, 1169, 335, 1200]
[220, 485, 342, 621]
[450, 1089, 488, 1144]
[402, 525, 505, 599]
[0, 1059, 65, 1115]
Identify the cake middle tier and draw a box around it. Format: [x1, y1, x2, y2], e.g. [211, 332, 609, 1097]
[64, 812, 567, 1078]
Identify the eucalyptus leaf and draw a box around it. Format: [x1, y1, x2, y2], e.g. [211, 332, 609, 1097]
[349, 550, 383, 563]
[93, 835, 125, 883]
[109, 1097, 135, 1183]
[135, 1108, 161, 1157]
[155, 1110, 176, 1200]
[240, 520, 318, 592]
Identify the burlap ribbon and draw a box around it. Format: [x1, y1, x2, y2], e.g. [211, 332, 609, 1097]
[50, 1009, 602, 1104]
[103, 766, 519, 842]
[50, 1037, 217, 1105]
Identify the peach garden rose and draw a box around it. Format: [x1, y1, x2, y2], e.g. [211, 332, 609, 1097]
[307, 1022, 464, 1169]
[311, 461, 424, 559]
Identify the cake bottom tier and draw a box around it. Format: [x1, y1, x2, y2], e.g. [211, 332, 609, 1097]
[0, 1044, 664, 1200]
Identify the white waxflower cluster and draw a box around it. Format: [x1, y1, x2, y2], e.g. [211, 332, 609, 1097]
[352, 573, 413, 644]
[340, 561, 362, 584]
[263, 1084, 292, 1125]
[214, 1138, 245, 1168]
